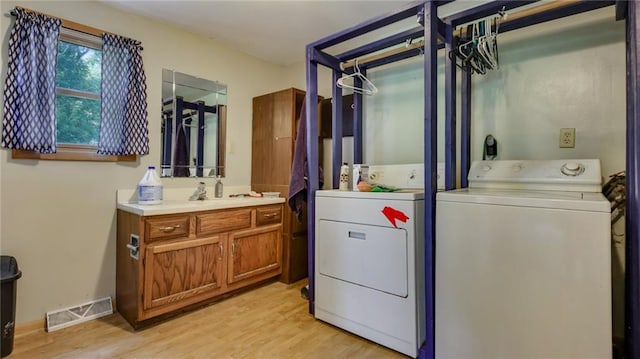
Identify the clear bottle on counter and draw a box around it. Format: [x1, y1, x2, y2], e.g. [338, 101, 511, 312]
[138, 166, 163, 205]
[352, 164, 369, 192]
[215, 176, 223, 198]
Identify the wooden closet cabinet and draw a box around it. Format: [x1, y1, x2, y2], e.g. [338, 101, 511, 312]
[116, 204, 283, 328]
[251, 88, 320, 284]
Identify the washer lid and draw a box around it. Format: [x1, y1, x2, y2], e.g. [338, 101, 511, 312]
[468, 159, 603, 192]
[436, 188, 610, 212]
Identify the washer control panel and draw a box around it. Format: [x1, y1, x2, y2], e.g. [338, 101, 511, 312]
[468, 159, 602, 192]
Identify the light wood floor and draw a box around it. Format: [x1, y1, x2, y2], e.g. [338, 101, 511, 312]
[11, 280, 407, 358]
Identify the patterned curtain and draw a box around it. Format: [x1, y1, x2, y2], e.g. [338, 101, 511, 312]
[98, 33, 148, 155]
[2, 8, 61, 153]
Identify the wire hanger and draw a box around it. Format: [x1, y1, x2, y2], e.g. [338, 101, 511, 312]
[449, 7, 506, 75]
[181, 111, 206, 129]
[337, 59, 378, 96]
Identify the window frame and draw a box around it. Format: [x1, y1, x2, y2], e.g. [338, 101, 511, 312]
[11, 12, 136, 162]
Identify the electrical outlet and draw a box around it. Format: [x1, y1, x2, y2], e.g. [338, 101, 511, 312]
[559, 128, 575, 148]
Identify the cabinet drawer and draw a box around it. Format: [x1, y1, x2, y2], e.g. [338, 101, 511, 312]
[146, 215, 191, 242]
[256, 206, 282, 226]
[197, 208, 251, 235]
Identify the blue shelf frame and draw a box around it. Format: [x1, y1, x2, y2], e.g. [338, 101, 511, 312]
[305, 1, 639, 358]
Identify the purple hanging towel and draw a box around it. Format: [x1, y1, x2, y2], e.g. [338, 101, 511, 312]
[287, 97, 323, 222]
[173, 122, 190, 177]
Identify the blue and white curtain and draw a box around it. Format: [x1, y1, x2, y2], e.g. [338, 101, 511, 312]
[2, 8, 61, 153]
[98, 33, 148, 155]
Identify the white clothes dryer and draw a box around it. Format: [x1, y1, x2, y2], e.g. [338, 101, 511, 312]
[314, 163, 438, 357]
[435, 159, 611, 358]
[315, 189, 424, 357]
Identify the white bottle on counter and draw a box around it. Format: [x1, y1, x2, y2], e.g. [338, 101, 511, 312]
[138, 166, 163, 205]
[339, 163, 350, 191]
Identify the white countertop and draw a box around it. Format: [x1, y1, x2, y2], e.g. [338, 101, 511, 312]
[117, 187, 286, 216]
[118, 197, 285, 216]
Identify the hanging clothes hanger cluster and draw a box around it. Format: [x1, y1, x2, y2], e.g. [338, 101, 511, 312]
[181, 110, 207, 129]
[449, 8, 507, 75]
[337, 59, 378, 95]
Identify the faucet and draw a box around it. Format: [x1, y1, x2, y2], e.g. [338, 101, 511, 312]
[189, 182, 208, 201]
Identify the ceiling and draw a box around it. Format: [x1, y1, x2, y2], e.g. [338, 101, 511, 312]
[100, 0, 486, 66]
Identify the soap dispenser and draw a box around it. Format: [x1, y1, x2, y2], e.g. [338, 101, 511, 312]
[215, 176, 223, 198]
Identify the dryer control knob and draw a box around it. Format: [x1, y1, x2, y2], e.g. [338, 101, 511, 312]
[561, 162, 585, 176]
[482, 165, 492, 172]
[512, 164, 523, 172]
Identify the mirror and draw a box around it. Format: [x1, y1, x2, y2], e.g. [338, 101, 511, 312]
[161, 69, 227, 178]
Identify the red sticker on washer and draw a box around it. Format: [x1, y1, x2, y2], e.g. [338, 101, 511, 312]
[381, 206, 409, 228]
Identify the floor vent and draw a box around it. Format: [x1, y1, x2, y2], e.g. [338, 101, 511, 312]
[46, 297, 113, 332]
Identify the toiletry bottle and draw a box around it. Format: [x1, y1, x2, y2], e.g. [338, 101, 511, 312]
[339, 163, 350, 191]
[138, 166, 163, 205]
[215, 176, 223, 198]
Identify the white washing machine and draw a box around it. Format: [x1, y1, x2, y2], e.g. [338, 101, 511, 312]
[435, 159, 611, 358]
[314, 163, 438, 357]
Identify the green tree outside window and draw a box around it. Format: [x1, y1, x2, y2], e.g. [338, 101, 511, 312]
[55, 40, 101, 145]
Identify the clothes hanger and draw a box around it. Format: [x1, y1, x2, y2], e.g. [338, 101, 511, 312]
[450, 8, 506, 75]
[337, 59, 378, 96]
[181, 111, 205, 128]
[477, 20, 496, 70]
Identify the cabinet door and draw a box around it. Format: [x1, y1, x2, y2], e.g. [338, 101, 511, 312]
[143, 236, 225, 313]
[252, 94, 275, 186]
[289, 233, 308, 283]
[228, 224, 282, 284]
[320, 94, 354, 138]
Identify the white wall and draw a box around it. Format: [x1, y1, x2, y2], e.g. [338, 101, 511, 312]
[315, 7, 625, 183]
[0, 0, 290, 324]
[471, 7, 625, 177]
[285, 62, 334, 99]
[358, 6, 626, 177]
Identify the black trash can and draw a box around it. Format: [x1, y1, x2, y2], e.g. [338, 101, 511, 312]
[1, 256, 21, 358]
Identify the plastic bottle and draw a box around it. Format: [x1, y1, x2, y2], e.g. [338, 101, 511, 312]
[138, 166, 163, 205]
[352, 164, 369, 192]
[215, 176, 223, 198]
[339, 163, 350, 191]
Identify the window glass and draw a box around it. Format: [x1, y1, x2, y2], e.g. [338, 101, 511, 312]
[55, 96, 101, 145]
[55, 39, 102, 145]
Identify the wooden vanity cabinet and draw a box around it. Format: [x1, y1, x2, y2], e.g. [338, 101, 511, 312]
[116, 204, 283, 328]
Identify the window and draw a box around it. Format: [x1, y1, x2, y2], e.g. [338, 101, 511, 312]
[7, 11, 142, 162]
[55, 29, 102, 146]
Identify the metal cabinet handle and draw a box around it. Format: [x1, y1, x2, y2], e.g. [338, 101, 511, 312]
[263, 213, 277, 218]
[232, 242, 236, 254]
[219, 243, 224, 259]
[159, 225, 181, 232]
